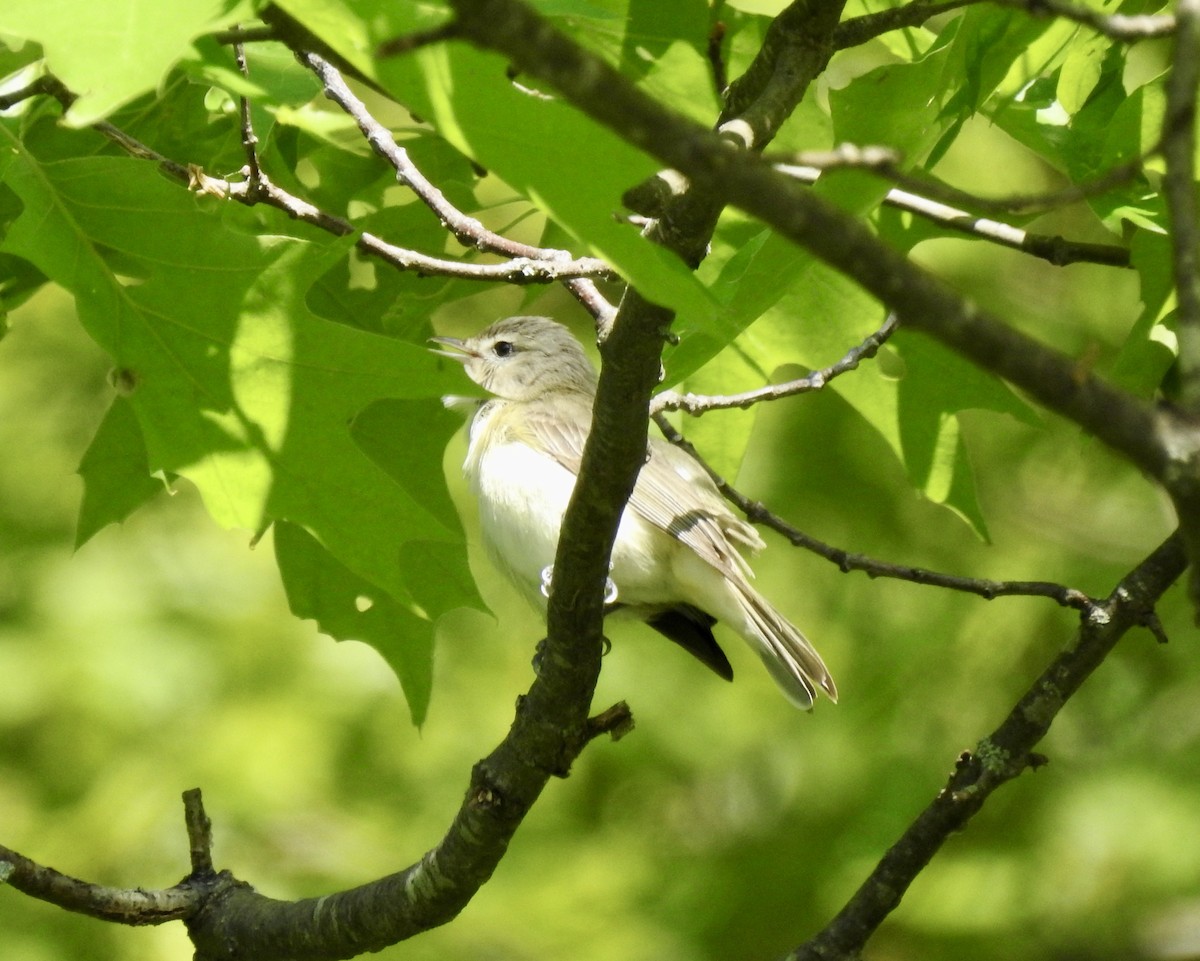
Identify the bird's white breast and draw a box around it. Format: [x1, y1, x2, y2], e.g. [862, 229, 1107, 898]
[469, 436, 578, 605]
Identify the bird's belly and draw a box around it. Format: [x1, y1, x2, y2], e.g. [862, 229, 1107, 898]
[472, 441, 577, 604]
[470, 439, 679, 610]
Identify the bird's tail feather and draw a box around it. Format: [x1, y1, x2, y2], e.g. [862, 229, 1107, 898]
[734, 583, 837, 708]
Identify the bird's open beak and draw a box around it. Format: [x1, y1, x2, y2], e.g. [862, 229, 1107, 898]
[428, 335, 477, 363]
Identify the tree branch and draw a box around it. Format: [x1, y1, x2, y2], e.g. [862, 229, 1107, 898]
[22, 75, 612, 291]
[1157, 0, 1200, 613]
[652, 414, 1099, 612]
[834, 0, 981, 49]
[297, 51, 614, 319]
[773, 162, 1131, 267]
[651, 313, 899, 415]
[772, 138, 1152, 217]
[0, 843, 197, 925]
[1164, 0, 1200, 410]
[991, 0, 1176, 41]
[790, 531, 1188, 961]
[640, 0, 848, 268]
[4, 696, 631, 961]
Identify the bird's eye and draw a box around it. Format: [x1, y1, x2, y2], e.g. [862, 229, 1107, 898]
[492, 340, 515, 358]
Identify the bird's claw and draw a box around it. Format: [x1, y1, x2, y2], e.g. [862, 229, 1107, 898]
[539, 564, 619, 604]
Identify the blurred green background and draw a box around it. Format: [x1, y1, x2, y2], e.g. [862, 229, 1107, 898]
[2, 115, 1199, 961]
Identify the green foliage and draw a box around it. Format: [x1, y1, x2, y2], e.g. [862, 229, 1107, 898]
[0, 0, 1193, 959]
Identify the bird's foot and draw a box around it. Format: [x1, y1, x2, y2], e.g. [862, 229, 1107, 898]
[539, 563, 619, 604]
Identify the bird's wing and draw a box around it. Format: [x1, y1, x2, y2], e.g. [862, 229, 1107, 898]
[510, 397, 589, 473]
[631, 439, 761, 581]
[518, 400, 760, 582]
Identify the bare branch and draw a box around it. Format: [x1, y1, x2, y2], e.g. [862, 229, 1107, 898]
[0, 844, 197, 926]
[234, 42, 263, 185]
[651, 313, 899, 416]
[1158, 0, 1200, 613]
[834, 0, 981, 49]
[773, 138, 1151, 216]
[642, 0, 849, 269]
[771, 161, 1133, 267]
[1164, 0, 1200, 409]
[887, 183, 1131, 267]
[16, 69, 615, 310]
[791, 532, 1188, 961]
[183, 789, 215, 878]
[991, 0, 1176, 41]
[0, 75, 64, 110]
[652, 414, 1099, 612]
[297, 51, 615, 318]
[376, 21, 463, 58]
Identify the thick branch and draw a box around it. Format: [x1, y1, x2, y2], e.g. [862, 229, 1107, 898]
[791, 532, 1188, 961]
[1165, 0, 1200, 409]
[6, 701, 630, 961]
[1154, 0, 1200, 612]
[647, 0, 848, 267]
[186, 700, 630, 960]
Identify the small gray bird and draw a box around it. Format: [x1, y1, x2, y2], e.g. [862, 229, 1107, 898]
[432, 316, 837, 708]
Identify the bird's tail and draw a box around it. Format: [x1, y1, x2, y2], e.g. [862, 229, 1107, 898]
[733, 582, 837, 709]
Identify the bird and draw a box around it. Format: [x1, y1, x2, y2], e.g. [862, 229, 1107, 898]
[430, 315, 837, 708]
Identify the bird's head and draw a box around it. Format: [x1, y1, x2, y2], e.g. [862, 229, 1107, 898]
[430, 316, 598, 402]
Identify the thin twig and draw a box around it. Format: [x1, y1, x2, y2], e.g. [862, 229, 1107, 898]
[17, 70, 614, 296]
[183, 789, 214, 877]
[377, 21, 463, 58]
[34, 82, 610, 285]
[0, 844, 198, 924]
[653, 414, 1099, 612]
[992, 0, 1176, 41]
[834, 0, 981, 49]
[706, 20, 729, 97]
[212, 25, 277, 45]
[772, 143, 902, 172]
[774, 163, 1131, 268]
[0, 75, 63, 110]
[773, 140, 1150, 217]
[651, 313, 899, 416]
[298, 51, 616, 321]
[234, 42, 263, 184]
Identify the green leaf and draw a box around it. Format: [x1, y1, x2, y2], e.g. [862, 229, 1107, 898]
[1111, 230, 1177, 396]
[75, 396, 166, 547]
[0, 145, 475, 721]
[274, 521, 435, 725]
[0, 0, 246, 124]
[350, 398, 465, 537]
[905, 334, 1033, 528]
[1057, 33, 1108, 115]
